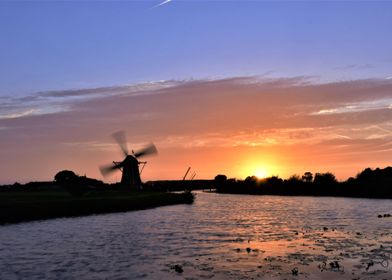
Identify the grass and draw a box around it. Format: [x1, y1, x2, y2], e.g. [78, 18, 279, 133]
[0, 190, 194, 225]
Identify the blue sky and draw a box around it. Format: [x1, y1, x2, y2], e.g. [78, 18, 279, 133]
[1, 0, 391, 95]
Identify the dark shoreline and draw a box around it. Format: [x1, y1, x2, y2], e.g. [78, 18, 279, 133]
[0, 191, 194, 225]
[214, 167, 392, 199]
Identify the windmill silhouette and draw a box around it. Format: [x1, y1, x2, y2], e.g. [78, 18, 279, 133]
[100, 131, 157, 189]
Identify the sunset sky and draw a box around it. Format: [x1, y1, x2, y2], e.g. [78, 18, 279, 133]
[1, 1, 392, 184]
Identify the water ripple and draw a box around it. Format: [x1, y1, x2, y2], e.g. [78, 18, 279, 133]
[0, 193, 391, 279]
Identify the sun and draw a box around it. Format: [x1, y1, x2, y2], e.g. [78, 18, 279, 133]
[254, 168, 268, 179]
[238, 155, 280, 179]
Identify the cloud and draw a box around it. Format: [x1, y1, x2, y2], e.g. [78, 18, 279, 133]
[334, 63, 374, 70]
[0, 109, 37, 120]
[36, 80, 179, 98]
[311, 98, 392, 115]
[2, 76, 392, 182]
[2, 77, 392, 139]
[0, 80, 179, 120]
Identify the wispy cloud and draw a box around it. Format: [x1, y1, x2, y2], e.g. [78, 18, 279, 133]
[0, 109, 37, 120]
[37, 80, 178, 98]
[334, 63, 374, 70]
[62, 141, 118, 152]
[311, 98, 392, 115]
[0, 80, 179, 120]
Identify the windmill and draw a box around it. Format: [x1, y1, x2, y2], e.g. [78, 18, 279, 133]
[100, 131, 157, 189]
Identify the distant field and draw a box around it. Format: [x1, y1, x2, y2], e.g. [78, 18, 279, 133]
[0, 191, 194, 225]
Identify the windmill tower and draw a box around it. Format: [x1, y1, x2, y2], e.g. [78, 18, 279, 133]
[100, 131, 157, 189]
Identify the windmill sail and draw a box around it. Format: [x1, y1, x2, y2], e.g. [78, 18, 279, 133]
[99, 131, 157, 190]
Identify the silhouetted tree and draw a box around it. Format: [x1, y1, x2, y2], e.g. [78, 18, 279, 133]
[214, 174, 228, 190]
[245, 176, 258, 184]
[244, 176, 258, 191]
[263, 176, 284, 194]
[265, 176, 283, 186]
[286, 175, 302, 186]
[313, 172, 337, 186]
[55, 170, 78, 183]
[302, 172, 313, 183]
[54, 170, 88, 196]
[288, 174, 301, 182]
[356, 168, 373, 181]
[214, 174, 227, 183]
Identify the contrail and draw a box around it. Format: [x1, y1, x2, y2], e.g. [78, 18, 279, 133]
[153, 0, 172, 9]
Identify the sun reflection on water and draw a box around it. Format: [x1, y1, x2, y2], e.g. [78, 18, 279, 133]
[0, 192, 391, 279]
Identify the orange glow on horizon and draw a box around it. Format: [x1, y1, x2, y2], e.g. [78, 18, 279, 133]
[236, 152, 283, 179]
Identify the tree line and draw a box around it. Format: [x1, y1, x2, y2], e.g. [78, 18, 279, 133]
[214, 167, 392, 198]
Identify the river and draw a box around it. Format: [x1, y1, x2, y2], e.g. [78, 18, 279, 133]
[1, 192, 391, 279]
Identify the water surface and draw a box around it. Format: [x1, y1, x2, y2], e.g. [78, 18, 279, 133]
[1, 192, 391, 279]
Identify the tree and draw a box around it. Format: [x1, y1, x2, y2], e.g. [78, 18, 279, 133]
[302, 172, 313, 183]
[55, 170, 78, 184]
[54, 170, 88, 196]
[245, 175, 258, 186]
[214, 174, 228, 189]
[288, 174, 301, 182]
[214, 174, 227, 183]
[313, 172, 337, 186]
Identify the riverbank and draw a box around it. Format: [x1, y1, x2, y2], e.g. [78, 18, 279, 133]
[0, 191, 194, 225]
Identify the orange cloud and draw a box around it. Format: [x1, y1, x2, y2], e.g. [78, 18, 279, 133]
[1, 77, 392, 183]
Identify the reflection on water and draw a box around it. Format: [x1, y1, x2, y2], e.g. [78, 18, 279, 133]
[0, 192, 391, 279]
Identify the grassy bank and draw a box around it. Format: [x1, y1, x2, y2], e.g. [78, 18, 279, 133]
[0, 191, 194, 225]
